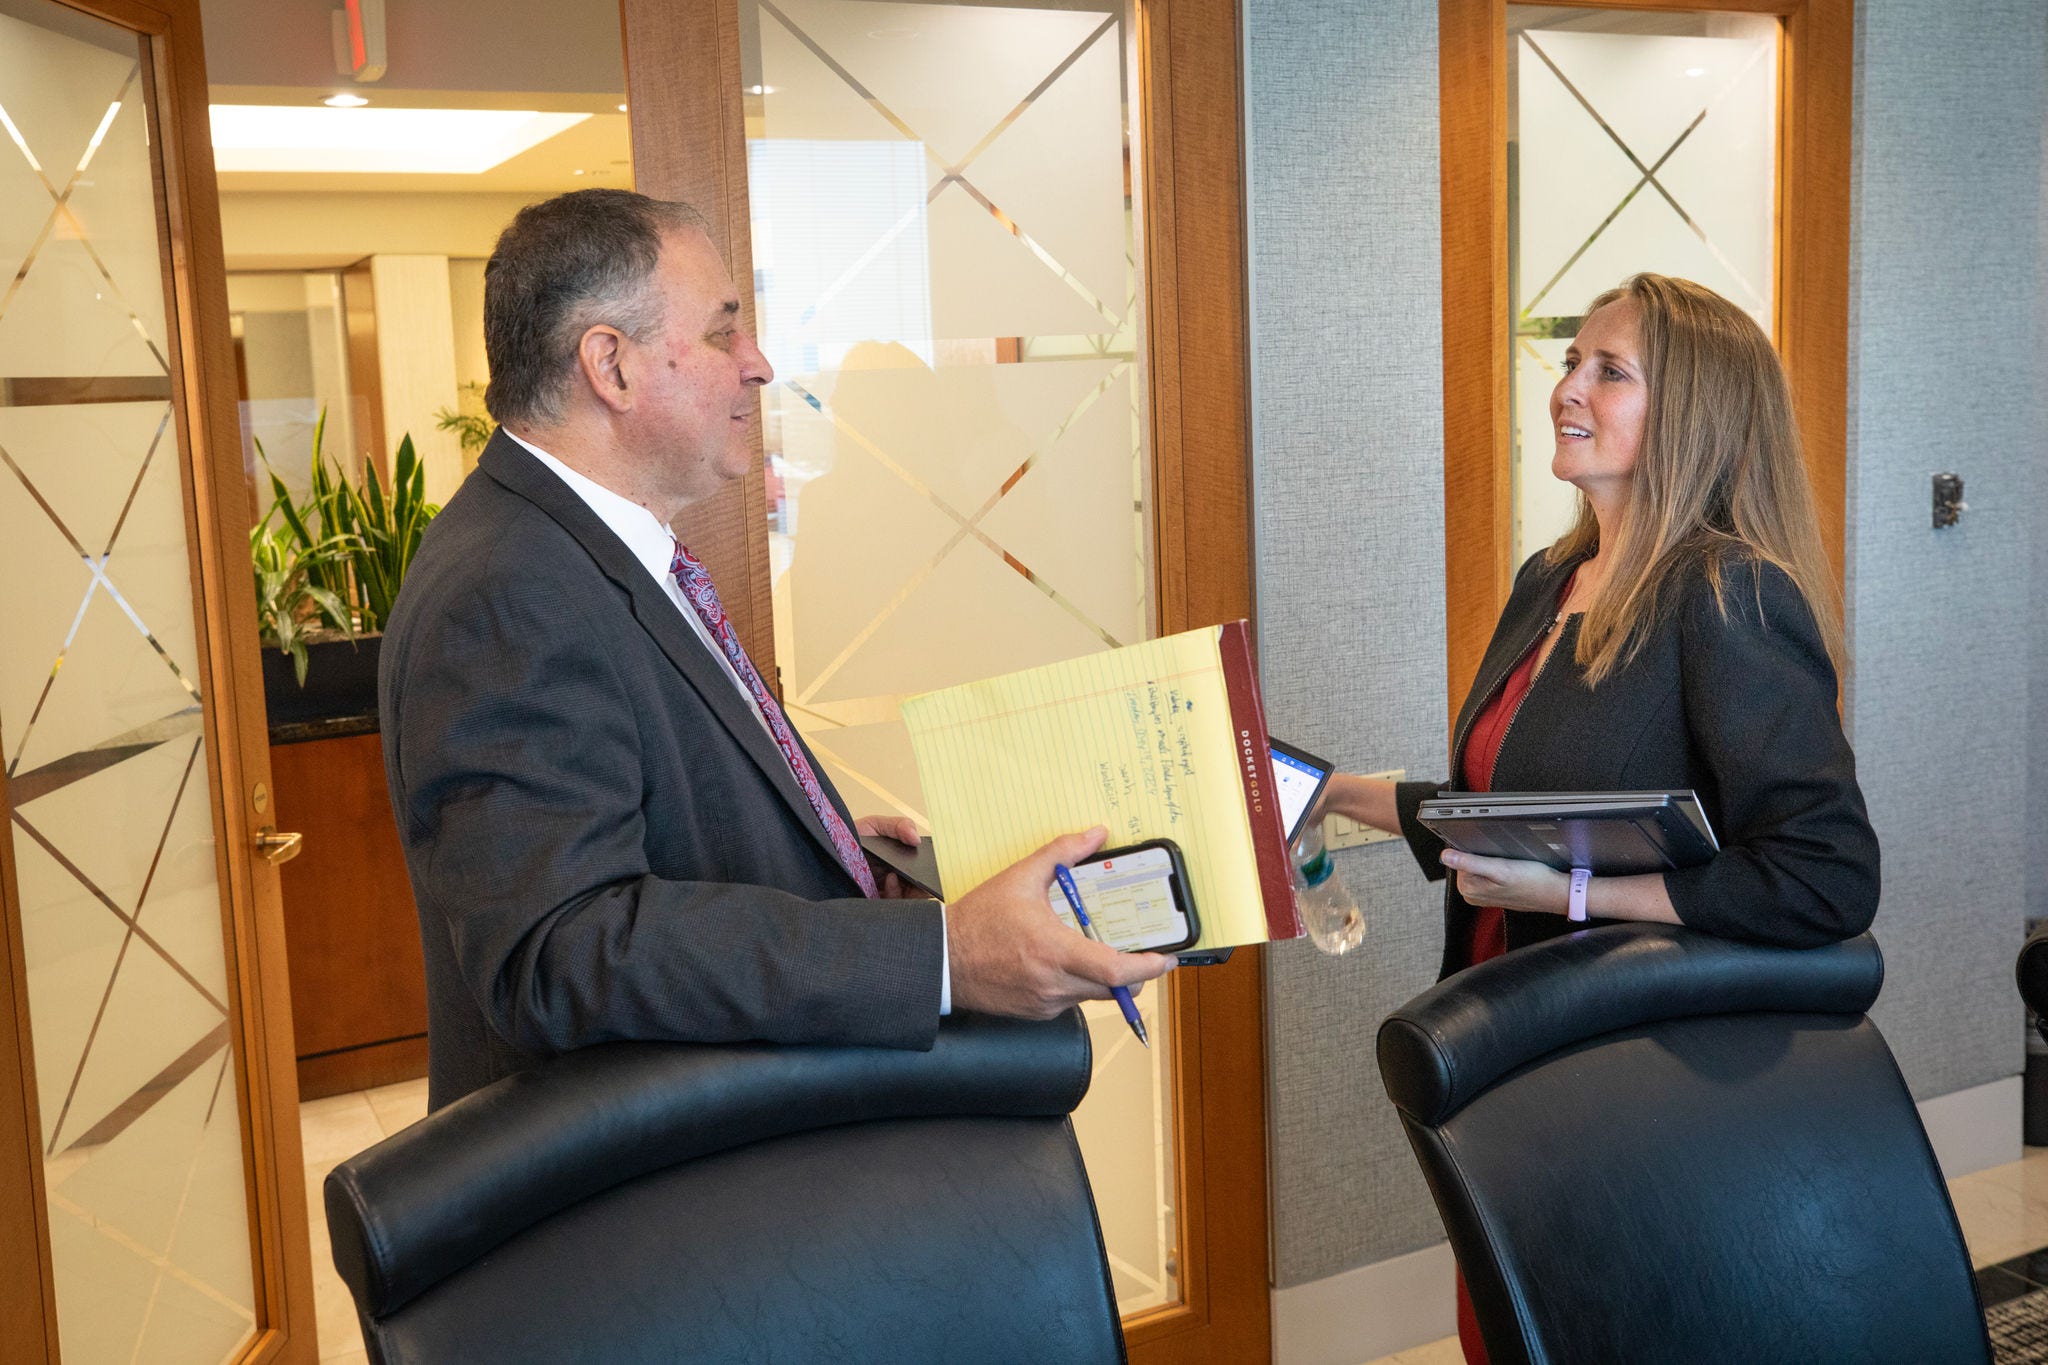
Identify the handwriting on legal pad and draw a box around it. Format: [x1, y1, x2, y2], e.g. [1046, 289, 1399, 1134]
[901, 628, 1274, 950]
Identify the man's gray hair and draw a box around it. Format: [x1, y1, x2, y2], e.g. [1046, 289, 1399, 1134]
[482, 189, 709, 428]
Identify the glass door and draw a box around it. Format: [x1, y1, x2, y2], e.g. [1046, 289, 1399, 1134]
[1506, 6, 1779, 559]
[0, 0, 313, 1359]
[737, 0, 1179, 1315]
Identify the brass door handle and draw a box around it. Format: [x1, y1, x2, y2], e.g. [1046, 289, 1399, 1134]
[256, 827, 303, 865]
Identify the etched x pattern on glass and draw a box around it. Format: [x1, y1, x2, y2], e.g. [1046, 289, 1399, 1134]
[742, 0, 1176, 1313]
[1508, 15, 1778, 556]
[1, 6, 258, 1362]
[751, 0, 1145, 822]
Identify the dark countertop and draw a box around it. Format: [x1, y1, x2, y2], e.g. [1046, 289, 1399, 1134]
[268, 712, 379, 745]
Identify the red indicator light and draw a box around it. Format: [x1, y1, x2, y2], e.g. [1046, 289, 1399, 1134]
[346, 0, 367, 70]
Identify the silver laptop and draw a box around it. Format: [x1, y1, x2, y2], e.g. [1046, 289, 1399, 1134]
[1416, 789, 1718, 874]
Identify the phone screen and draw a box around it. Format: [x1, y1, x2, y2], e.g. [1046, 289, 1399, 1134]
[1049, 844, 1193, 952]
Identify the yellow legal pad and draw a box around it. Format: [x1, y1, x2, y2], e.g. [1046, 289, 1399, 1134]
[900, 623, 1297, 952]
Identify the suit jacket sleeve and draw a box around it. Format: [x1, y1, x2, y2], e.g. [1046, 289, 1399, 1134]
[1662, 560, 1880, 948]
[1397, 780, 1452, 881]
[1393, 549, 1552, 883]
[387, 553, 944, 1058]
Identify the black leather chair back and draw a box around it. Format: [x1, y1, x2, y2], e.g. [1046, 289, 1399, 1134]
[2019, 922, 2048, 1032]
[326, 1012, 1124, 1364]
[1378, 924, 1989, 1365]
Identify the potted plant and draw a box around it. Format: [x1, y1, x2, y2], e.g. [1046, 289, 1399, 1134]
[435, 382, 494, 458]
[254, 412, 440, 731]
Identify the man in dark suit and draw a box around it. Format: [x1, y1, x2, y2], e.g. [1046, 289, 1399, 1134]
[381, 189, 1174, 1108]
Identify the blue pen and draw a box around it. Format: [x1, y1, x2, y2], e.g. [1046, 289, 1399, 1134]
[1052, 863, 1150, 1049]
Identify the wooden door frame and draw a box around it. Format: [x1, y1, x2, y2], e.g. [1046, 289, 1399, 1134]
[621, 0, 1270, 1358]
[1, 760, 57, 1365]
[0, 1, 316, 1361]
[1440, 0, 1853, 722]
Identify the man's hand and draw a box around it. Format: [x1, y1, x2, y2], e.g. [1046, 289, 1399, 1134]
[946, 826, 1176, 1020]
[855, 814, 925, 899]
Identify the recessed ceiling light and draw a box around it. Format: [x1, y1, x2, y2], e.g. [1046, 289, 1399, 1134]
[617, 104, 628, 113]
[1684, 67, 1706, 77]
[572, 168, 587, 175]
[746, 84, 776, 96]
[210, 105, 591, 174]
[323, 93, 370, 108]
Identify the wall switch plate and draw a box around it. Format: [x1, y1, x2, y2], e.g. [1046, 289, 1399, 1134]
[1324, 768, 1404, 850]
[1932, 471, 1965, 529]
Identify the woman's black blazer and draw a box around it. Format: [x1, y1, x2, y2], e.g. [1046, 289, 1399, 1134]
[1395, 548, 1879, 981]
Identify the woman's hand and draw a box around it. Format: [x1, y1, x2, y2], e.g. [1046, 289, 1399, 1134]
[1439, 851, 1682, 925]
[1439, 849, 1571, 914]
[1316, 773, 1399, 833]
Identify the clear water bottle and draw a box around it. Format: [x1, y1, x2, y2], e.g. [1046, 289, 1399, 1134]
[1293, 820, 1365, 955]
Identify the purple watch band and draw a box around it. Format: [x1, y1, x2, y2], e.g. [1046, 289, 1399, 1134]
[1568, 867, 1591, 922]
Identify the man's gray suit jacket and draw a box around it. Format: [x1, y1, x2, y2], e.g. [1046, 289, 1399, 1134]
[379, 432, 944, 1109]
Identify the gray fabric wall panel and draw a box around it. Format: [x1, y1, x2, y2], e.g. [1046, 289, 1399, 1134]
[1248, 0, 2047, 1296]
[1245, 0, 1451, 1286]
[1847, 0, 2044, 1100]
[2033, 16, 2048, 939]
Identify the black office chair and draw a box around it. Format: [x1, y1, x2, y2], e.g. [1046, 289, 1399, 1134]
[325, 1012, 1124, 1364]
[1378, 923, 1989, 1365]
[2019, 921, 2048, 1032]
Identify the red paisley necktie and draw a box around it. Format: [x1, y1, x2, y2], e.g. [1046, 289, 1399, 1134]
[669, 542, 878, 897]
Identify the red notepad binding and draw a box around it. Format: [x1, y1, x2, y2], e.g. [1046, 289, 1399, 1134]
[1216, 620, 1303, 941]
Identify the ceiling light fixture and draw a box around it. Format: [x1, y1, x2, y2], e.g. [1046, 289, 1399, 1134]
[1684, 66, 1706, 77]
[209, 105, 590, 174]
[746, 84, 777, 96]
[323, 93, 370, 108]
[617, 104, 629, 113]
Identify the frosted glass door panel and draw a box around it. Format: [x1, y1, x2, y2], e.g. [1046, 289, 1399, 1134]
[741, 0, 1176, 1315]
[1, 5, 258, 1362]
[1508, 8, 1778, 560]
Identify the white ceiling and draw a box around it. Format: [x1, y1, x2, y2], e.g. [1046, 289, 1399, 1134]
[202, 0, 631, 196]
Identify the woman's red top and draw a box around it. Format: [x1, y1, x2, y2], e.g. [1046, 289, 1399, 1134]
[1454, 571, 1577, 969]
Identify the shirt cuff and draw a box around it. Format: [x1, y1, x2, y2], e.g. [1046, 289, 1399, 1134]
[938, 902, 951, 1016]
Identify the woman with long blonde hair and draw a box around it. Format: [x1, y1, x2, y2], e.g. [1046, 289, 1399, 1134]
[1317, 274, 1879, 1362]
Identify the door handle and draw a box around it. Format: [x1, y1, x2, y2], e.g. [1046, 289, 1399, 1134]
[256, 827, 303, 865]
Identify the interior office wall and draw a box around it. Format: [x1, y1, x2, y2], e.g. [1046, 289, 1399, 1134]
[2033, 17, 2048, 947]
[217, 192, 549, 272]
[1245, 0, 1449, 1285]
[1848, 0, 2045, 1101]
[1247, 0, 2048, 1289]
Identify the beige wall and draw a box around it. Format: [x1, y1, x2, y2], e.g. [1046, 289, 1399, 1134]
[218, 191, 548, 271]
[448, 258, 490, 394]
[366, 256, 465, 506]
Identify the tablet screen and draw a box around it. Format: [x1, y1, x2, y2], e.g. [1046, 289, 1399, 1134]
[1270, 742, 1331, 843]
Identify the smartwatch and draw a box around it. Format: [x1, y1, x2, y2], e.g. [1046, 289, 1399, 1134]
[1568, 867, 1591, 922]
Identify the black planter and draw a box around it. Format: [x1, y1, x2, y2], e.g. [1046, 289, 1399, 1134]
[263, 634, 382, 738]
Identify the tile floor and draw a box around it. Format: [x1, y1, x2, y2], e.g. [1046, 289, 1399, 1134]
[297, 1088, 2048, 1365]
[301, 1077, 429, 1362]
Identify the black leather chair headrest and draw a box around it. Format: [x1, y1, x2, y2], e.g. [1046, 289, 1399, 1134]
[1378, 924, 1883, 1126]
[2019, 924, 2048, 1016]
[326, 1010, 1090, 1319]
